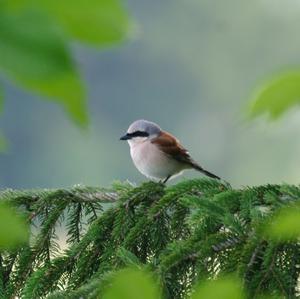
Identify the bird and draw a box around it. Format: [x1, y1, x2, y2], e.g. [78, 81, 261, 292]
[120, 119, 220, 184]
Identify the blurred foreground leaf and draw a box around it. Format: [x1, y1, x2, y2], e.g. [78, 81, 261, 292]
[33, 0, 129, 45]
[249, 71, 300, 120]
[0, 9, 87, 126]
[191, 277, 244, 299]
[265, 204, 300, 241]
[0, 202, 28, 249]
[7, 0, 130, 45]
[102, 268, 159, 299]
[0, 0, 130, 127]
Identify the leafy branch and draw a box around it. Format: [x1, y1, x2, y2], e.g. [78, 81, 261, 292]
[0, 179, 299, 298]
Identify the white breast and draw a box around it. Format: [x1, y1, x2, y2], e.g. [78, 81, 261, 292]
[129, 140, 185, 180]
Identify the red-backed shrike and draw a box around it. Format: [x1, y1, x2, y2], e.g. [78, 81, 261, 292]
[120, 120, 220, 183]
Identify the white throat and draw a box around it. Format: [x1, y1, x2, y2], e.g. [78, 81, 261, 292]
[127, 137, 148, 147]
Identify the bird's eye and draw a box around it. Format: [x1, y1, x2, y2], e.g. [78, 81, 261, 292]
[128, 131, 149, 138]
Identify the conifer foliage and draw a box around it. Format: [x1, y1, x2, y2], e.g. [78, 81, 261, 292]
[0, 179, 299, 298]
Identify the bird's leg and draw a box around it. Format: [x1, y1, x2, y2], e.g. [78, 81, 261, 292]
[162, 175, 171, 184]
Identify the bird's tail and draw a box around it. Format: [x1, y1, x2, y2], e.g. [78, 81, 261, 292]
[191, 163, 220, 180]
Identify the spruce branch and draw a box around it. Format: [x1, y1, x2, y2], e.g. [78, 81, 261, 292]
[0, 180, 299, 298]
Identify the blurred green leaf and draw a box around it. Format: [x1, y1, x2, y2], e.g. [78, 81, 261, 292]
[0, 9, 87, 126]
[37, 0, 129, 45]
[0, 0, 130, 127]
[102, 268, 159, 299]
[0, 202, 29, 249]
[7, 0, 130, 45]
[249, 71, 300, 120]
[265, 205, 300, 241]
[191, 277, 244, 299]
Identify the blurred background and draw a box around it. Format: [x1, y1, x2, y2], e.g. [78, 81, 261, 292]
[1, 0, 300, 189]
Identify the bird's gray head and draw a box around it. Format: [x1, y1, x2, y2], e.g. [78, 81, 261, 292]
[120, 120, 161, 144]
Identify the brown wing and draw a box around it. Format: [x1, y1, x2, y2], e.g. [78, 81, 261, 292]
[151, 131, 195, 167]
[152, 131, 221, 179]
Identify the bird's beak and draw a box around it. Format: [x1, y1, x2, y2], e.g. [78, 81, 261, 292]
[120, 133, 131, 140]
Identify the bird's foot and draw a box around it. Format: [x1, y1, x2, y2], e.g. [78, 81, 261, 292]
[162, 175, 171, 184]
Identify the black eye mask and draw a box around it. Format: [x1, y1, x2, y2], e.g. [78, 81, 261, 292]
[128, 131, 149, 138]
[120, 131, 149, 140]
